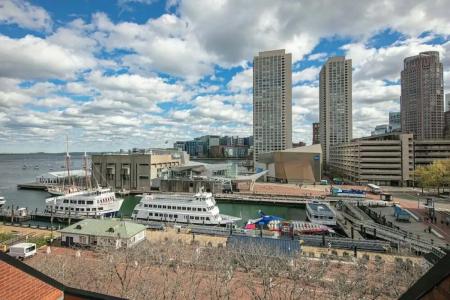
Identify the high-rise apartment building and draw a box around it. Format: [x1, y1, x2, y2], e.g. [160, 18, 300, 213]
[401, 51, 444, 140]
[319, 56, 352, 166]
[312, 122, 320, 144]
[253, 49, 292, 162]
[389, 112, 401, 132]
[446, 93, 450, 112]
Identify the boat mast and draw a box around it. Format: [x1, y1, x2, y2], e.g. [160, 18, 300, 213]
[83, 151, 91, 190]
[65, 135, 72, 188]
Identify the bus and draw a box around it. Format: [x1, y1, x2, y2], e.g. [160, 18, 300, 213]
[367, 183, 382, 194]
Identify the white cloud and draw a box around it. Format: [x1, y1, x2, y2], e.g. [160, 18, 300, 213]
[0, 0, 52, 31]
[227, 67, 252, 92]
[0, 34, 96, 80]
[293, 67, 320, 84]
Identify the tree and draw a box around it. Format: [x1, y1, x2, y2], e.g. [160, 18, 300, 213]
[414, 159, 450, 195]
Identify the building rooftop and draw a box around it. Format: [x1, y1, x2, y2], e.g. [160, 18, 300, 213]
[0, 259, 63, 300]
[280, 144, 322, 154]
[59, 219, 146, 239]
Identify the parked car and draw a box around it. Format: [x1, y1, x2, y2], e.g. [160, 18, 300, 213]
[8, 243, 37, 260]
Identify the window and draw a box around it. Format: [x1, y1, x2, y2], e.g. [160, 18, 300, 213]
[182, 207, 186, 210]
[158, 205, 161, 208]
[26, 245, 36, 252]
[187, 207, 191, 211]
[174, 214, 178, 218]
[86, 208, 90, 211]
[98, 207, 103, 211]
[162, 205, 166, 209]
[195, 217, 199, 220]
[144, 204, 148, 207]
[92, 208, 96, 211]
[78, 200, 85, 204]
[63, 200, 69, 203]
[87, 201, 93, 205]
[76, 208, 79, 211]
[70, 200, 76, 204]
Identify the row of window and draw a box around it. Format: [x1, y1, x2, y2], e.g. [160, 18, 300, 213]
[54, 206, 103, 212]
[143, 203, 213, 212]
[63, 199, 95, 205]
[146, 212, 211, 221]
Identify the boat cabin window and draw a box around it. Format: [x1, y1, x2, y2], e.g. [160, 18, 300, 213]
[87, 201, 93, 205]
[162, 205, 166, 209]
[177, 206, 181, 210]
[81, 208, 85, 211]
[86, 208, 90, 211]
[192, 208, 196, 211]
[202, 208, 206, 212]
[98, 207, 103, 211]
[63, 200, 68, 203]
[187, 207, 191, 211]
[65, 207, 68, 210]
[206, 217, 210, 221]
[189, 216, 194, 219]
[70, 200, 76, 204]
[158, 205, 161, 208]
[149, 213, 153, 216]
[70, 208, 74, 211]
[144, 204, 148, 207]
[182, 207, 186, 211]
[195, 217, 199, 220]
[169, 214, 173, 218]
[92, 208, 96, 211]
[78, 200, 85, 204]
[76, 208, 79, 211]
[174, 214, 178, 218]
[329, 217, 333, 219]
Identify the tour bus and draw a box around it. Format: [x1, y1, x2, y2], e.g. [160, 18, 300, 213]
[367, 183, 382, 194]
[8, 243, 37, 260]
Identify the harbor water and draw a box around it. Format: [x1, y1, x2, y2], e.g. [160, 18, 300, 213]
[0, 153, 306, 226]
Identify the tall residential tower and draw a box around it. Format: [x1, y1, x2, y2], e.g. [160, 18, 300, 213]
[401, 51, 444, 140]
[253, 49, 292, 163]
[319, 56, 352, 166]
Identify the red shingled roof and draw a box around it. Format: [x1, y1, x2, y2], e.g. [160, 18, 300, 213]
[0, 260, 63, 300]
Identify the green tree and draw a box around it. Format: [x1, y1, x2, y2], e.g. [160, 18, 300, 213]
[414, 159, 450, 195]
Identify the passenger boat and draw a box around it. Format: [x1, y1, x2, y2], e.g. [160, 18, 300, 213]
[45, 188, 124, 218]
[306, 201, 336, 226]
[0, 196, 5, 209]
[131, 190, 241, 225]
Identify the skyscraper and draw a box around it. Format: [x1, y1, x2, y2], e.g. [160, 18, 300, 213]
[253, 49, 292, 163]
[401, 51, 444, 140]
[319, 56, 352, 166]
[389, 112, 401, 132]
[312, 122, 320, 144]
[446, 93, 450, 112]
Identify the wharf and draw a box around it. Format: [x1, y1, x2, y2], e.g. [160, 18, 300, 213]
[17, 182, 49, 190]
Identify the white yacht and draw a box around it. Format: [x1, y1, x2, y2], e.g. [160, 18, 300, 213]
[131, 190, 241, 226]
[45, 188, 124, 218]
[306, 201, 336, 226]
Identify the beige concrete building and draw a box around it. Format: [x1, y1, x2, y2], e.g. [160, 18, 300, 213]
[257, 144, 322, 184]
[91, 149, 186, 192]
[329, 133, 450, 186]
[319, 56, 352, 166]
[253, 49, 292, 163]
[401, 51, 444, 140]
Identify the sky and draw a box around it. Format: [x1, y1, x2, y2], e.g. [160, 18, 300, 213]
[0, 0, 450, 153]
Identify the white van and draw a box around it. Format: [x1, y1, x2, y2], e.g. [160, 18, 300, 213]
[8, 243, 37, 259]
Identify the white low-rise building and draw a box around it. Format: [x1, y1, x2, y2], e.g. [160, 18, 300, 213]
[59, 219, 146, 249]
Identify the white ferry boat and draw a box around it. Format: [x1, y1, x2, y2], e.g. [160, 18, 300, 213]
[131, 190, 241, 226]
[0, 196, 5, 209]
[306, 201, 336, 226]
[45, 188, 124, 218]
